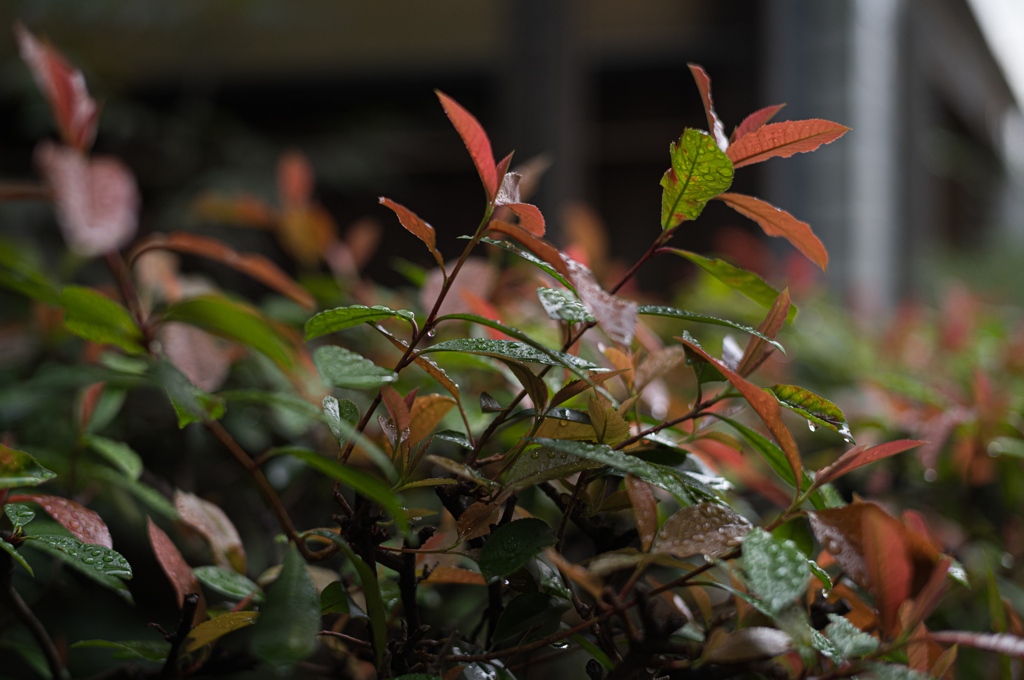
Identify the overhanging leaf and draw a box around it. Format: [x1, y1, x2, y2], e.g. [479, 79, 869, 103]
[768, 384, 853, 441]
[477, 236, 573, 290]
[815, 440, 925, 487]
[653, 503, 751, 559]
[194, 565, 263, 603]
[718, 193, 828, 271]
[638, 305, 785, 351]
[661, 129, 734, 229]
[9, 493, 111, 548]
[306, 304, 415, 340]
[478, 518, 556, 582]
[537, 287, 594, 323]
[83, 435, 143, 480]
[730, 104, 786, 144]
[421, 338, 600, 373]
[436, 90, 499, 202]
[726, 119, 849, 169]
[379, 197, 445, 270]
[313, 346, 397, 390]
[742, 528, 809, 612]
[0, 445, 57, 488]
[28, 534, 133, 599]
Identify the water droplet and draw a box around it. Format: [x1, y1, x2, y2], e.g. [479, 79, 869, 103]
[691, 533, 705, 542]
[924, 468, 937, 482]
[775, 567, 789, 578]
[426, 329, 436, 338]
[842, 437, 852, 444]
[547, 452, 556, 459]
[559, 420, 568, 427]
[807, 420, 818, 432]
[530, 452, 539, 460]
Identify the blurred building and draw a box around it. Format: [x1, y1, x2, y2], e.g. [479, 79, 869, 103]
[1, 0, 1021, 313]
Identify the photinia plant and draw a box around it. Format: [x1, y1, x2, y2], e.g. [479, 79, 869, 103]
[1, 25, 1021, 680]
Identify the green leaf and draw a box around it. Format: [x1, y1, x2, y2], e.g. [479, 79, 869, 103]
[194, 565, 263, 603]
[808, 561, 833, 592]
[321, 396, 360, 448]
[862, 662, 928, 680]
[638, 305, 785, 352]
[503, 447, 602, 489]
[741, 528, 809, 613]
[666, 249, 797, 322]
[71, 639, 170, 662]
[264, 447, 404, 527]
[769, 385, 853, 442]
[320, 581, 350, 615]
[421, 338, 600, 373]
[313, 346, 398, 390]
[0, 540, 33, 576]
[525, 438, 698, 505]
[475, 236, 575, 290]
[0, 237, 60, 305]
[5, 503, 35, 530]
[250, 545, 321, 668]
[80, 463, 179, 520]
[824, 613, 878, 660]
[433, 429, 472, 448]
[305, 530, 387, 670]
[492, 592, 570, 643]
[60, 286, 145, 354]
[83, 435, 143, 480]
[536, 288, 594, 323]
[0, 444, 57, 488]
[661, 129, 734, 229]
[570, 634, 614, 670]
[27, 535, 132, 599]
[219, 390, 326, 423]
[305, 304, 416, 340]
[478, 518, 556, 582]
[150, 360, 225, 428]
[161, 295, 295, 368]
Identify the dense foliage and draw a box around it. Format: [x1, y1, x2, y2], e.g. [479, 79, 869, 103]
[2, 24, 1024, 680]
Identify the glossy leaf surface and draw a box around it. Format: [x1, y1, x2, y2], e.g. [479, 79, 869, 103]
[174, 491, 246, 573]
[477, 236, 573, 289]
[653, 503, 751, 559]
[0, 445, 56, 488]
[147, 518, 203, 618]
[421, 338, 599, 372]
[11, 493, 111, 548]
[436, 91, 499, 202]
[306, 304, 415, 340]
[638, 305, 784, 351]
[193, 565, 263, 603]
[313, 346, 398, 389]
[537, 287, 594, 323]
[379, 198, 445, 269]
[769, 384, 853, 441]
[742, 528, 809, 612]
[688, 63, 729, 150]
[730, 104, 786, 144]
[478, 518, 557, 582]
[565, 258, 637, 346]
[815, 440, 925, 486]
[661, 129, 734, 229]
[718, 193, 828, 270]
[30, 534, 132, 597]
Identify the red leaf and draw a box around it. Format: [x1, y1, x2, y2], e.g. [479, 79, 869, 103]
[862, 503, 913, 635]
[730, 104, 786, 145]
[174, 490, 246, 573]
[435, 90, 498, 202]
[565, 257, 637, 347]
[737, 288, 790, 377]
[486, 220, 571, 280]
[380, 385, 411, 434]
[929, 631, 1024, 658]
[816, 440, 926, 486]
[726, 119, 849, 168]
[505, 203, 546, 237]
[15, 22, 99, 151]
[276, 150, 314, 209]
[495, 153, 515, 193]
[379, 197, 445, 271]
[35, 142, 139, 257]
[905, 557, 952, 632]
[625, 474, 658, 552]
[687, 63, 729, 150]
[718, 193, 828, 271]
[8, 493, 111, 548]
[128, 231, 315, 310]
[676, 334, 802, 491]
[147, 517, 206, 623]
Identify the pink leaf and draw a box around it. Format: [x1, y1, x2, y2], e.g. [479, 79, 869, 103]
[160, 323, 232, 393]
[687, 64, 729, 150]
[565, 257, 637, 346]
[435, 90, 499, 202]
[35, 142, 139, 257]
[505, 203, 545, 237]
[174, 491, 246, 573]
[718, 193, 828, 271]
[8, 494, 111, 548]
[816, 440, 926, 486]
[726, 119, 849, 169]
[15, 23, 99, 151]
[379, 197, 445, 270]
[730, 104, 786, 145]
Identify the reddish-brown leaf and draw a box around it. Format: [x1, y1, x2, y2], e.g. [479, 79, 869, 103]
[435, 90, 499, 202]
[8, 493, 111, 548]
[486, 220, 571, 280]
[379, 197, 445, 270]
[677, 334, 802, 491]
[15, 22, 99, 151]
[35, 142, 139, 257]
[718, 193, 828, 271]
[423, 565, 487, 586]
[566, 258, 637, 347]
[174, 491, 246, 573]
[687, 63, 729, 150]
[862, 503, 913, 635]
[816, 440, 926, 487]
[505, 203, 546, 237]
[625, 474, 658, 552]
[380, 385, 412, 435]
[276, 150, 314, 209]
[460, 291, 512, 341]
[929, 631, 1024, 658]
[737, 288, 790, 377]
[905, 557, 952, 632]
[730, 104, 786, 145]
[147, 517, 206, 623]
[495, 152, 514, 190]
[128, 231, 315, 309]
[726, 119, 849, 169]
[76, 381, 106, 431]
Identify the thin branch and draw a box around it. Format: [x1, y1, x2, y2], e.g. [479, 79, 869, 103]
[160, 592, 199, 680]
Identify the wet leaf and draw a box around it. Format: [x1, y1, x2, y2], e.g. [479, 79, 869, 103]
[653, 502, 751, 559]
[718, 193, 828, 271]
[306, 304, 415, 340]
[436, 91, 499, 202]
[477, 235, 573, 289]
[422, 338, 600, 372]
[665, 249, 796, 322]
[60, 286, 144, 354]
[549, 369, 629, 408]
[503, 446, 601, 488]
[769, 385, 853, 441]
[147, 518, 205, 619]
[688, 64, 729, 150]
[4, 503, 35, 530]
[537, 287, 594, 323]
[726, 118, 849, 168]
[0, 539, 33, 576]
[251, 545, 320, 668]
[0, 444, 57, 488]
[505, 203, 546, 237]
[314, 346, 398, 389]
[30, 534, 133, 598]
[194, 565, 263, 603]
[661, 129, 734, 229]
[128, 231, 314, 309]
[379, 197, 445, 269]
[425, 455, 496, 488]
[625, 475, 658, 551]
[492, 592, 570, 643]
[638, 304, 787, 350]
[10, 493, 111, 548]
[83, 434, 143, 480]
[742, 528, 810, 612]
[71, 639, 170, 662]
[175, 491, 246, 573]
[730, 104, 786, 144]
[161, 295, 295, 368]
[587, 396, 629, 445]
[409, 395, 457, 446]
[565, 257, 637, 346]
[861, 504, 912, 634]
[478, 518, 557, 582]
[184, 611, 259, 654]
[815, 440, 925, 487]
[824, 614, 878, 660]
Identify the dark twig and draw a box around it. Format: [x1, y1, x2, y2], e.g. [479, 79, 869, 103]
[160, 593, 199, 680]
[0, 548, 69, 680]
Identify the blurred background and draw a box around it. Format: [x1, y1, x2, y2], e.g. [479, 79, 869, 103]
[1, 0, 1023, 316]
